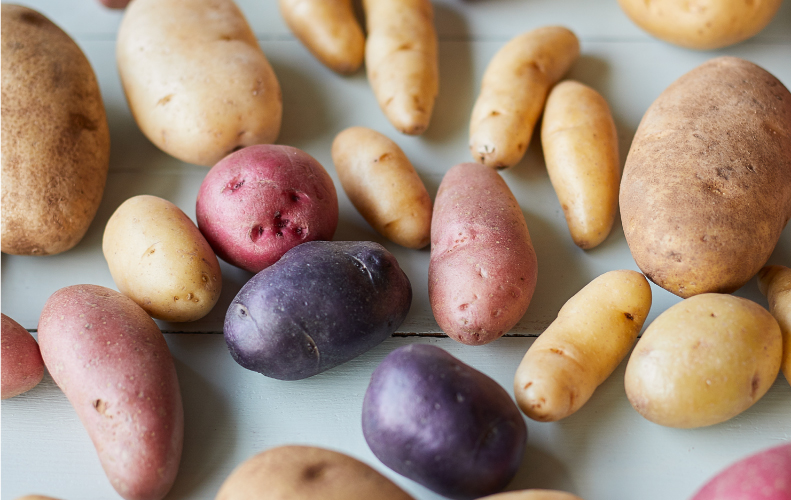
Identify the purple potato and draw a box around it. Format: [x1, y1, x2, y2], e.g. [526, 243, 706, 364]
[362, 344, 527, 500]
[224, 241, 411, 380]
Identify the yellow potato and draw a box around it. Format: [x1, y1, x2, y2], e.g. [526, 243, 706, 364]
[514, 270, 651, 422]
[103, 195, 222, 322]
[363, 0, 439, 135]
[332, 126, 432, 248]
[117, 0, 282, 166]
[478, 490, 584, 500]
[279, 0, 364, 74]
[469, 27, 579, 169]
[541, 81, 620, 249]
[625, 293, 782, 428]
[758, 265, 791, 386]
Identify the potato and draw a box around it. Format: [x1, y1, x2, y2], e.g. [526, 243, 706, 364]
[215, 445, 415, 500]
[758, 265, 791, 386]
[469, 27, 579, 169]
[429, 162, 538, 345]
[625, 293, 782, 428]
[103, 195, 222, 322]
[690, 443, 791, 500]
[38, 285, 183, 500]
[196, 145, 338, 274]
[617, 0, 783, 50]
[117, 0, 282, 166]
[1, 313, 44, 399]
[514, 270, 651, 422]
[224, 241, 411, 380]
[363, 0, 439, 135]
[363, 344, 527, 500]
[1, 5, 110, 256]
[278, 0, 364, 74]
[620, 57, 791, 298]
[541, 81, 620, 249]
[99, 0, 131, 8]
[15, 496, 63, 500]
[332, 126, 432, 249]
[479, 491, 584, 500]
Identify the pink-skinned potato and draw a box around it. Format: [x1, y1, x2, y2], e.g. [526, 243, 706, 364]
[690, 443, 791, 500]
[196, 145, 339, 273]
[429, 162, 537, 345]
[38, 285, 183, 500]
[1, 313, 44, 399]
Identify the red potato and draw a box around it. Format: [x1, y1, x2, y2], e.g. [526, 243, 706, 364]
[429, 163, 538, 345]
[1, 313, 44, 399]
[690, 443, 791, 500]
[38, 285, 183, 500]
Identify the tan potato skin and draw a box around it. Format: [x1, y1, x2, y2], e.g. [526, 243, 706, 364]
[1, 314, 44, 399]
[541, 81, 620, 249]
[15, 496, 63, 500]
[103, 195, 222, 322]
[117, 0, 282, 166]
[332, 127, 432, 248]
[478, 490, 584, 500]
[38, 285, 183, 500]
[1, 5, 110, 256]
[758, 265, 791, 386]
[620, 57, 791, 298]
[624, 293, 782, 429]
[363, 0, 439, 135]
[469, 27, 579, 169]
[514, 270, 651, 422]
[215, 445, 415, 500]
[617, 0, 783, 50]
[279, 0, 364, 74]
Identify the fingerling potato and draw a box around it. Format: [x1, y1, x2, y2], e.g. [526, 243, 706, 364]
[758, 265, 791, 386]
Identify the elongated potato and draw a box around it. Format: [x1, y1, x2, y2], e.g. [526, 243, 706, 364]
[279, 0, 364, 74]
[117, 0, 282, 166]
[515, 270, 651, 422]
[363, 0, 438, 135]
[429, 163, 538, 345]
[332, 126, 432, 248]
[469, 27, 579, 169]
[758, 265, 791, 386]
[479, 490, 584, 500]
[541, 81, 620, 249]
[1, 313, 44, 400]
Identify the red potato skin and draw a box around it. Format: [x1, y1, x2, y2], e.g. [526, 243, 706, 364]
[38, 285, 183, 500]
[99, 0, 132, 8]
[691, 443, 791, 500]
[1, 313, 44, 399]
[429, 163, 538, 345]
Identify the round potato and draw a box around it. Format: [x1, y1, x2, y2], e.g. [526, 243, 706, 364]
[691, 443, 791, 500]
[624, 293, 782, 428]
[1, 313, 44, 400]
[1, 5, 110, 256]
[758, 265, 791, 386]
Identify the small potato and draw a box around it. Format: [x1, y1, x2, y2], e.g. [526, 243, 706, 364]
[363, 0, 439, 135]
[103, 195, 222, 322]
[625, 293, 782, 428]
[1, 314, 44, 400]
[479, 490, 584, 500]
[429, 163, 537, 345]
[758, 265, 791, 386]
[469, 27, 579, 169]
[117, 0, 282, 166]
[215, 445, 415, 500]
[15, 496, 63, 500]
[515, 270, 651, 422]
[278, 0, 364, 74]
[690, 443, 791, 500]
[541, 81, 620, 249]
[332, 126, 432, 248]
[38, 285, 183, 500]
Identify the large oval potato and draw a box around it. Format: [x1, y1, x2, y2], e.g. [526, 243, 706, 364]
[429, 163, 537, 345]
[758, 265, 791, 387]
[103, 195, 222, 322]
[117, 0, 282, 166]
[1, 313, 44, 400]
[38, 285, 183, 500]
[1, 5, 110, 256]
[620, 57, 791, 298]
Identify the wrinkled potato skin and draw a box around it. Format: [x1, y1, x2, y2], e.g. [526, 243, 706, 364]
[625, 293, 782, 429]
[215, 445, 415, 500]
[758, 265, 791, 386]
[620, 57, 791, 298]
[332, 127, 432, 248]
[515, 270, 651, 422]
[279, 0, 364, 74]
[479, 490, 584, 500]
[1, 5, 110, 256]
[103, 195, 222, 322]
[1, 314, 44, 400]
[117, 0, 282, 166]
[541, 81, 620, 249]
[469, 27, 579, 169]
[618, 0, 783, 50]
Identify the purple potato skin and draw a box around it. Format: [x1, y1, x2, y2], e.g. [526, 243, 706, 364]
[363, 344, 527, 500]
[224, 241, 411, 380]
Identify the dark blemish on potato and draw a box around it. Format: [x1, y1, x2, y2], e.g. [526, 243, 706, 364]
[751, 374, 760, 398]
[157, 94, 174, 106]
[236, 304, 250, 318]
[225, 178, 245, 192]
[458, 303, 469, 311]
[219, 35, 232, 41]
[291, 194, 300, 202]
[716, 166, 734, 180]
[710, 313, 716, 317]
[93, 399, 109, 416]
[746, 164, 756, 173]
[69, 113, 98, 132]
[668, 251, 683, 263]
[20, 11, 45, 25]
[373, 153, 392, 163]
[174, 296, 179, 301]
[250, 225, 265, 242]
[276, 231, 283, 237]
[624, 312, 634, 321]
[517, 142, 525, 152]
[303, 462, 327, 481]
[549, 348, 565, 356]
